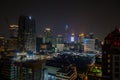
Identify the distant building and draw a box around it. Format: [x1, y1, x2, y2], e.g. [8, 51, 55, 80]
[36, 37, 43, 53]
[43, 28, 53, 43]
[9, 25, 18, 38]
[0, 37, 5, 52]
[64, 25, 71, 43]
[56, 34, 64, 44]
[78, 33, 85, 52]
[56, 34, 64, 52]
[70, 33, 75, 43]
[18, 15, 36, 53]
[102, 28, 120, 80]
[89, 32, 94, 39]
[56, 44, 64, 52]
[6, 37, 18, 51]
[84, 38, 95, 52]
[78, 33, 84, 43]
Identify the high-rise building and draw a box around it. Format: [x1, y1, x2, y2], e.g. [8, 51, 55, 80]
[9, 25, 18, 38]
[0, 37, 5, 52]
[102, 28, 120, 80]
[36, 36, 43, 53]
[70, 33, 75, 42]
[56, 34, 64, 44]
[84, 38, 95, 52]
[78, 33, 85, 43]
[7, 38, 18, 51]
[89, 32, 94, 39]
[43, 28, 53, 43]
[18, 15, 36, 53]
[64, 25, 71, 43]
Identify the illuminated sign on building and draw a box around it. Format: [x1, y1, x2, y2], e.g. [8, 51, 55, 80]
[71, 36, 74, 42]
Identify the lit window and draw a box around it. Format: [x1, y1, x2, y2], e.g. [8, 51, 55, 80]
[107, 69, 110, 73]
[29, 16, 32, 19]
[108, 64, 110, 68]
[107, 59, 110, 63]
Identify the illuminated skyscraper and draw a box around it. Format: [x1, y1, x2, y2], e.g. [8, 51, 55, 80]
[56, 34, 64, 44]
[84, 38, 95, 52]
[8, 25, 19, 51]
[78, 33, 84, 43]
[71, 33, 75, 42]
[43, 28, 53, 43]
[9, 25, 18, 38]
[102, 28, 120, 80]
[18, 15, 36, 53]
[64, 25, 71, 43]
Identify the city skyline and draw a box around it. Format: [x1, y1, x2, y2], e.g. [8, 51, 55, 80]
[0, 0, 120, 40]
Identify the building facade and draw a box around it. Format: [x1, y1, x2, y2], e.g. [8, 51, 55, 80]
[102, 28, 120, 80]
[18, 15, 36, 53]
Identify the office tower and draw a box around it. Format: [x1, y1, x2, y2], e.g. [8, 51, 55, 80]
[36, 36, 43, 53]
[102, 28, 120, 80]
[7, 38, 18, 51]
[70, 33, 75, 42]
[78, 33, 85, 52]
[9, 25, 18, 38]
[56, 34, 64, 52]
[18, 15, 36, 53]
[78, 33, 84, 43]
[64, 25, 71, 43]
[43, 28, 53, 43]
[89, 32, 94, 39]
[84, 38, 95, 52]
[56, 34, 64, 44]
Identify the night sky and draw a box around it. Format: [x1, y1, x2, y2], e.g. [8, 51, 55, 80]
[0, 0, 120, 40]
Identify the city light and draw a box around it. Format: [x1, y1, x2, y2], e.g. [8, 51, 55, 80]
[29, 16, 32, 19]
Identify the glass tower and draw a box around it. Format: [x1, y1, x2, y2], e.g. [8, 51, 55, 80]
[18, 15, 36, 53]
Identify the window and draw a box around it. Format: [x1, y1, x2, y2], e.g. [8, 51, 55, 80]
[107, 69, 110, 73]
[108, 64, 110, 68]
[107, 59, 110, 63]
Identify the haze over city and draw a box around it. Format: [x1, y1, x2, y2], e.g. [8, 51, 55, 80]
[0, 1, 120, 80]
[0, 0, 120, 40]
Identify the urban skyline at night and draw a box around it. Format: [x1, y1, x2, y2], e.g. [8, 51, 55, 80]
[0, 0, 120, 40]
[0, 1, 120, 80]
